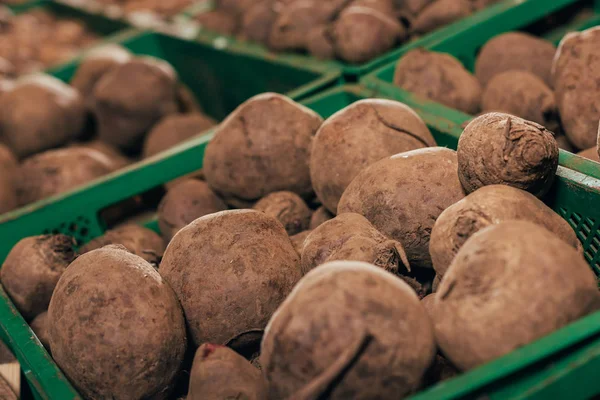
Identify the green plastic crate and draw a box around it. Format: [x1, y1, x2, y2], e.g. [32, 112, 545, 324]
[0, 28, 340, 246]
[362, 0, 600, 176]
[3, 85, 600, 399]
[185, 0, 575, 79]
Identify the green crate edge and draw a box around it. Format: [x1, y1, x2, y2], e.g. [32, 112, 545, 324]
[4, 85, 600, 399]
[361, 0, 600, 179]
[185, 0, 547, 78]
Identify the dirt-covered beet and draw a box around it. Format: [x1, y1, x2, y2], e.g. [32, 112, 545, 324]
[48, 245, 187, 399]
[457, 113, 559, 198]
[80, 225, 165, 265]
[482, 70, 559, 132]
[0, 75, 86, 158]
[394, 49, 482, 114]
[309, 206, 334, 229]
[188, 344, 266, 400]
[434, 221, 600, 371]
[0, 234, 75, 320]
[552, 27, 600, 149]
[269, 0, 343, 52]
[261, 261, 436, 399]
[411, 0, 471, 35]
[15, 148, 116, 206]
[430, 185, 580, 278]
[310, 99, 435, 214]
[253, 191, 312, 235]
[475, 32, 556, 87]
[70, 44, 132, 109]
[158, 179, 228, 243]
[338, 147, 466, 269]
[333, 4, 405, 64]
[203, 93, 323, 205]
[160, 210, 302, 348]
[143, 113, 216, 158]
[301, 213, 410, 275]
[30, 311, 50, 349]
[92, 57, 179, 151]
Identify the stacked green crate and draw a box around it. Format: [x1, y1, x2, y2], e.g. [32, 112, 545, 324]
[187, 0, 580, 79]
[362, 0, 600, 268]
[4, 85, 600, 399]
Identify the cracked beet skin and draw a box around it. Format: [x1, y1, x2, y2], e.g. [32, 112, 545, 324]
[261, 261, 435, 399]
[430, 185, 580, 278]
[457, 112, 559, 198]
[203, 93, 323, 206]
[310, 99, 435, 214]
[338, 147, 465, 269]
[434, 221, 600, 371]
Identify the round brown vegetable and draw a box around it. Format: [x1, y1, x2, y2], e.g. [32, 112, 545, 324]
[188, 344, 266, 400]
[253, 191, 312, 235]
[15, 147, 115, 206]
[411, 0, 471, 35]
[143, 113, 216, 158]
[430, 185, 580, 278]
[482, 70, 559, 132]
[92, 57, 179, 151]
[268, 1, 343, 51]
[301, 212, 410, 275]
[158, 179, 228, 243]
[333, 5, 405, 64]
[311, 99, 435, 214]
[80, 224, 165, 265]
[203, 93, 323, 205]
[394, 49, 482, 114]
[457, 113, 559, 197]
[48, 245, 187, 399]
[0, 75, 86, 158]
[553, 27, 600, 149]
[0, 234, 75, 320]
[160, 209, 302, 348]
[70, 44, 132, 109]
[30, 311, 50, 349]
[475, 32, 556, 87]
[434, 221, 600, 371]
[338, 147, 466, 269]
[421, 293, 436, 316]
[309, 206, 334, 229]
[261, 260, 436, 399]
